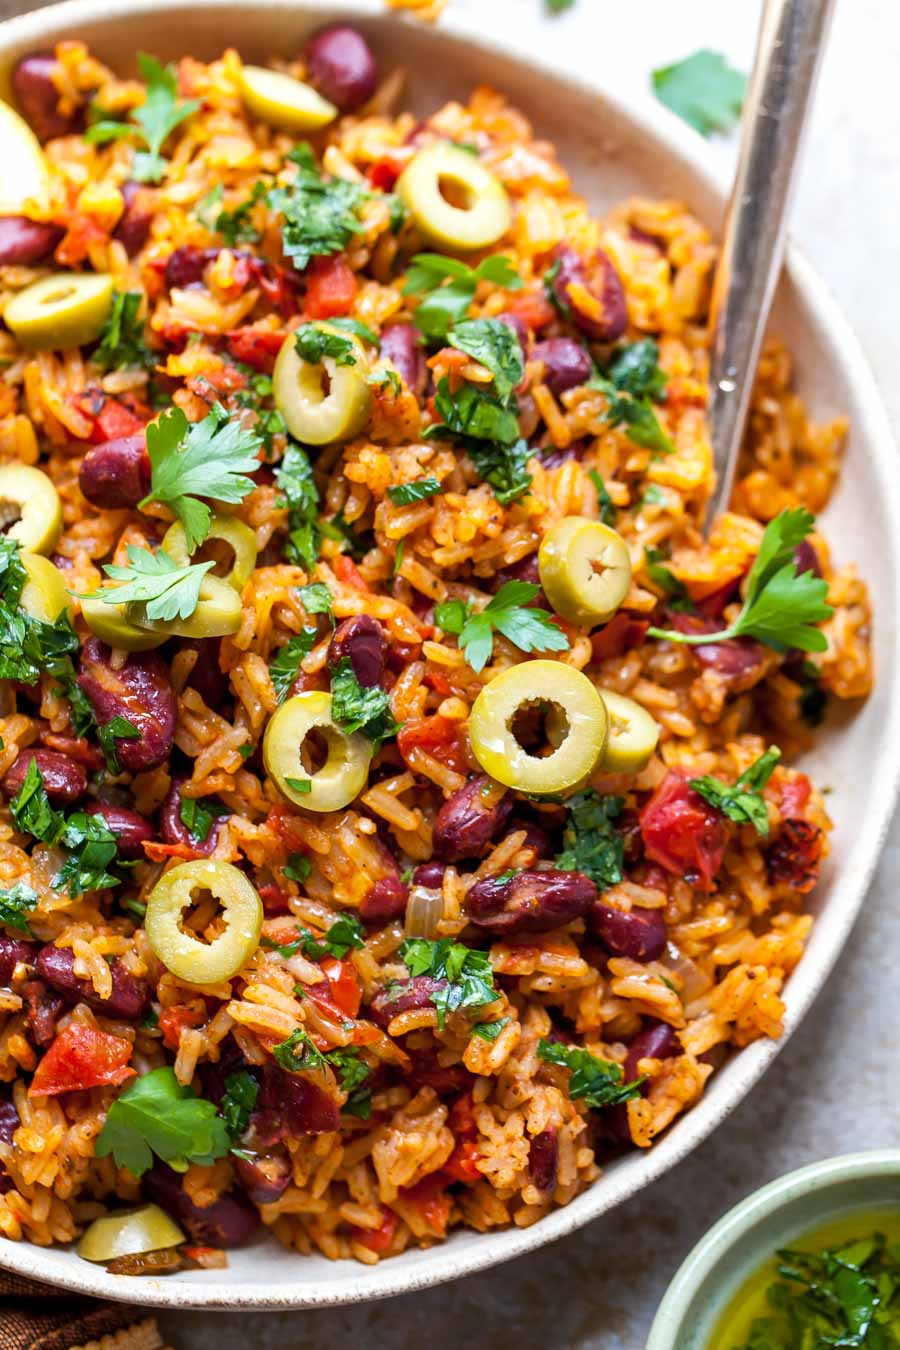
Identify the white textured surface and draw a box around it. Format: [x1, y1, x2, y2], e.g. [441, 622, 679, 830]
[3, 0, 899, 1344]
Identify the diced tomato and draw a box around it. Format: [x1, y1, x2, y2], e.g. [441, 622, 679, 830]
[320, 957, 362, 1019]
[266, 805, 308, 853]
[639, 769, 726, 892]
[504, 285, 556, 333]
[254, 263, 301, 316]
[29, 1023, 134, 1098]
[94, 398, 147, 443]
[424, 670, 453, 697]
[143, 840, 207, 863]
[333, 555, 369, 590]
[398, 1173, 452, 1233]
[349, 1206, 397, 1253]
[226, 326, 285, 372]
[368, 154, 407, 191]
[447, 1091, 477, 1138]
[56, 213, 108, 267]
[397, 715, 467, 775]
[443, 1139, 481, 1184]
[779, 773, 812, 818]
[158, 1004, 205, 1052]
[258, 883, 292, 916]
[304, 256, 357, 319]
[590, 613, 649, 664]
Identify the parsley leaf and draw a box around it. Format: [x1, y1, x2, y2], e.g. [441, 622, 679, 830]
[437, 579, 568, 674]
[328, 317, 378, 346]
[556, 791, 624, 891]
[588, 469, 617, 526]
[398, 937, 498, 1030]
[267, 911, 365, 961]
[645, 547, 691, 609]
[213, 180, 267, 246]
[219, 1070, 259, 1141]
[140, 404, 262, 552]
[447, 318, 524, 400]
[0, 882, 39, 935]
[0, 603, 80, 688]
[273, 1026, 327, 1075]
[275, 443, 321, 571]
[471, 1017, 510, 1042]
[648, 509, 833, 653]
[10, 758, 65, 845]
[179, 795, 222, 844]
[0, 538, 26, 603]
[386, 476, 443, 507]
[331, 1047, 372, 1118]
[95, 1065, 231, 1176]
[86, 54, 200, 183]
[85, 546, 214, 623]
[283, 853, 312, 884]
[330, 659, 400, 746]
[538, 1039, 644, 1109]
[430, 377, 519, 448]
[268, 143, 367, 271]
[652, 49, 747, 137]
[689, 747, 781, 837]
[52, 811, 121, 897]
[294, 324, 358, 368]
[269, 628, 317, 705]
[298, 581, 333, 619]
[403, 253, 522, 341]
[468, 437, 533, 507]
[98, 714, 141, 774]
[606, 339, 669, 401]
[94, 292, 155, 372]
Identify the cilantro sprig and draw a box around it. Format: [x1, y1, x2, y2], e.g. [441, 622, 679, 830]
[689, 747, 781, 837]
[398, 937, 498, 1030]
[140, 404, 262, 552]
[435, 579, 568, 674]
[555, 791, 625, 891]
[403, 253, 521, 341]
[648, 509, 833, 653]
[95, 1066, 230, 1176]
[652, 49, 747, 137]
[86, 54, 200, 183]
[82, 546, 214, 623]
[538, 1039, 644, 1110]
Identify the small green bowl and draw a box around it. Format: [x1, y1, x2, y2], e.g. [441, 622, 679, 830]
[647, 1150, 900, 1350]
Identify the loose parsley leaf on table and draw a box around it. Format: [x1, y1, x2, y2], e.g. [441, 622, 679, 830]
[294, 324, 358, 368]
[386, 476, 443, 507]
[140, 404, 262, 552]
[555, 791, 624, 891]
[398, 937, 498, 1030]
[689, 747, 781, 837]
[268, 143, 367, 271]
[94, 292, 155, 372]
[95, 1066, 231, 1176]
[219, 1070, 259, 1141]
[403, 253, 521, 341]
[435, 579, 568, 675]
[85, 53, 200, 183]
[648, 509, 833, 653]
[85, 546, 214, 623]
[330, 659, 400, 747]
[0, 882, 39, 935]
[652, 49, 747, 137]
[538, 1039, 644, 1109]
[275, 443, 321, 572]
[269, 628, 317, 705]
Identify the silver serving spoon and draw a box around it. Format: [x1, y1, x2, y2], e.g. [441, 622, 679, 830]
[704, 0, 836, 534]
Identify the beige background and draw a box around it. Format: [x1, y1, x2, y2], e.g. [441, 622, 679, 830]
[2, 1, 899, 1345]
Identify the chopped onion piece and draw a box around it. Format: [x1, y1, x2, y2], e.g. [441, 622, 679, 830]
[404, 884, 444, 939]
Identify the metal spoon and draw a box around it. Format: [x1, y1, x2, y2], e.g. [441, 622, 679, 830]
[704, 0, 836, 534]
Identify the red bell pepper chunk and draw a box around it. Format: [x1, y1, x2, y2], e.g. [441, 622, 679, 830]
[29, 1023, 134, 1097]
[639, 769, 726, 893]
[349, 1206, 397, 1252]
[304, 256, 357, 319]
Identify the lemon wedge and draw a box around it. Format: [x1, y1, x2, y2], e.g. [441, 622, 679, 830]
[0, 98, 49, 213]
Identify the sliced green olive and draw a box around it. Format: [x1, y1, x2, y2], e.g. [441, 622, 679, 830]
[468, 659, 608, 795]
[238, 64, 337, 131]
[20, 553, 73, 623]
[0, 98, 49, 213]
[273, 322, 371, 445]
[162, 513, 258, 592]
[145, 859, 263, 985]
[4, 271, 114, 351]
[0, 464, 62, 555]
[539, 517, 632, 627]
[396, 142, 511, 251]
[599, 689, 659, 773]
[77, 1205, 184, 1263]
[80, 594, 166, 651]
[263, 690, 371, 811]
[127, 573, 242, 639]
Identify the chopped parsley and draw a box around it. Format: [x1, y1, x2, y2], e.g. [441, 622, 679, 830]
[212, 180, 267, 246]
[588, 470, 618, 526]
[267, 912, 364, 961]
[95, 1065, 230, 1176]
[94, 292, 155, 372]
[219, 1070, 259, 1141]
[0, 602, 80, 689]
[85, 53, 200, 183]
[538, 1039, 644, 1109]
[275, 442, 321, 572]
[329, 1047, 372, 1118]
[269, 628, 317, 705]
[403, 252, 522, 341]
[82, 546, 214, 623]
[398, 937, 498, 1030]
[648, 509, 833, 653]
[447, 318, 524, 400]
[652, 49, 747, 137]
[689, 746, 781, 837]
[329, 317, 378, 345]
[52, 811, 121, 897]
[435, 579, 568, 675]
[644, 547, 691, 609]
[0, 882, 39, 935]
[297, 581, 333, 620]
[330, 659, 400, 746]
[283, 853, 312, 884]
[556, 791, 624, 891]
[386, 476, 443, 507]
[429, 378, 519, 450]
[272, 1025, 327, 1074]
[285, 777, 312, 794]
[97, 714, 141, 774]
[10, 758, 65, 845]
[178, 795, 221, 844]
[471, 1017, 510, 1042]
[268, 143, 367, 271]
[294, 324, 358, 367]
[589, 339, 673, 456]
[606, 339, 669, 401]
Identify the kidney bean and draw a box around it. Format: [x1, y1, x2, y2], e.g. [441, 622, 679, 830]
[327, 615, 386, 689]
[160, 778, 224, 857]
[233, 1150, 292, 1206]
[114, 181, 154, 256]
[794, 538, 823, 579]
[432, 775, 513, 862]
[532, 337, 591, 395]
[624, 1018, 680, 1083]
[36, 944, 151, 1021]
[2, 749, 87, 807]
[590, 903, 667, 963]
[539, 436, 590, 470]
[517, 392, 540, 440]
[197, 1037, 252, 1107]
[379, 323, 426, 398]
[369, 975, 448, 1029]
[12, 54, 83, 141]
[78, 435, 150, 510]
[497, 310, 530, 355]
[144, 1163, 260, 1247]
[304, 25, 377, 111]
[0, 935, 38, 985]
[360, 872, 409, 923]
[0, 216, 62, 266]
[466, 868, 596, 936]
[549, 244, 627, 343]
[22, 979, 65, 1048]
[506, 816, 553, 860]
[180, 638, 228, 713]
[669, 613, 768, 692]
[529, 1127, 558, 1193]
[254, 1062, 340, 1137]
[84, 802, 153, 860]
[164, 245, 219, 290]
[0, 1091, 19, 1195]
[411, 862, 445, 888]
[77, 638, 176, 773]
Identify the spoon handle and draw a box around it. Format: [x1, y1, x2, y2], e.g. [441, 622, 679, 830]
[704, 0, 836, 534]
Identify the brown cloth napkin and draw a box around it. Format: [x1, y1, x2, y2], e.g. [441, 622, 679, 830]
[0, 1273, 170, 1350]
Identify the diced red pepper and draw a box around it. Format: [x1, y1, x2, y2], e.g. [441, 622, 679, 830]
[93, 397, 148, 444]
[158, 1004, 205, 1052]
[504, 285, 556, 333]
[29, 1023, 134, 1097]
[779, 773, 812, 819]
[320, 957, 362, 1019]
[443, 1139, 481, 1184]
[349, 1206, 397, 1252]
[447, 1091, 477, 1138]
[398, 1173, 452, 1233]
[304, 256, 357, 319]
[639, 769, 726, 892]
[333, 555, 369, 590]
[226, 326, 286, 372]
[424, 670, 453, 697]
[266, 805, 308, 853]
[368, 155, 404, 191]
[258, 883, 292, 916]
[591, 613, 649, 664]
[397, 715, 467, 775]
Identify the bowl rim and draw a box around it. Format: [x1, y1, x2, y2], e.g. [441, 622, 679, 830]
[645, 1149, 900, 1348]
[2, 0, 900, 1311]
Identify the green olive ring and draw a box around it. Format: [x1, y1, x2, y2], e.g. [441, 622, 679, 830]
[80, 594, 167, 652]
[4, 272, 114, 351]
[20, 553, 73, 624]
[127, 573, 242, 639]
[539, 517, 633, 627]
[0, 464, 62, 556]
[263, 690, 372, 811]
[162, 512, 258, 592]
[468, 659, 608, 795]
[273, 322, 372, 445]
[144, 859, 263, 985]
[599, 689, 660, 774]
[77, 1205, 184, 1263]
[397, 142, 511, 251]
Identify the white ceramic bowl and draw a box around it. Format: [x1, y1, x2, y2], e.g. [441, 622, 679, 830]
[1, 0, 898, 1310]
